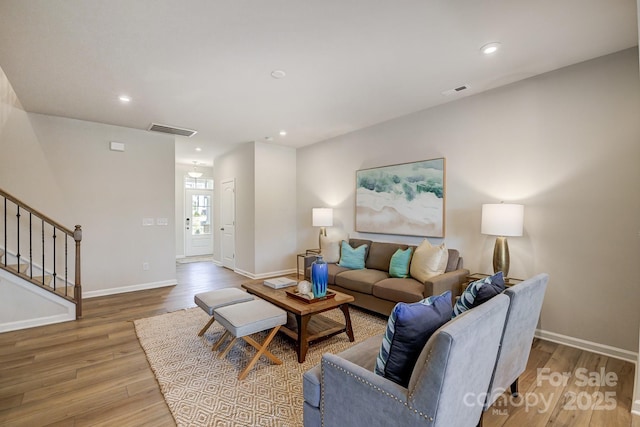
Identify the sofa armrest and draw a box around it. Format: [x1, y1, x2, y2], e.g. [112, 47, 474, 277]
[321, 353, 432, 426]
[422, 268, 470, 300]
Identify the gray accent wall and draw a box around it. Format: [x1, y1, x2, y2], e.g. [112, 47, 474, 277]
[297, 48, 640, 353]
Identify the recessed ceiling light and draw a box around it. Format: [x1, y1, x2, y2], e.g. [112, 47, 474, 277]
[271, 70, 286, 79]
[480, 42, 501, 55]
[279, 130, 287, 136]
[195, 147, 202, 152]
[118, 95, 131, 103]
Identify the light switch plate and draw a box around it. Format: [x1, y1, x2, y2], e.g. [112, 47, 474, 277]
[142, 218, 154, 226]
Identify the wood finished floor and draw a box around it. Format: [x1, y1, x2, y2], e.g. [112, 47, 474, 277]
[0, 262, 637, 426]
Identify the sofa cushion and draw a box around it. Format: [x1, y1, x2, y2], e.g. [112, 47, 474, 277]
[375, 291, 452, 387]
[372, 277, 424, 303]
[453, 271, 505, 317]
[327, 263, 350, 283]
[409, 239, 448, 282]
[335, 269, 389, 294]
[349, 238, 372, 260]
[389, 247, 413, 278]
[320, 235, 340, 263]
[445, 249, 460, 272]
[319, 229, 349, 263]
[365, 242, 409, 271]
[338, 241, 367, 269]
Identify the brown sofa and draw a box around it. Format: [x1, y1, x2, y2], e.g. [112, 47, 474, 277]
[306, 238, 469, 316]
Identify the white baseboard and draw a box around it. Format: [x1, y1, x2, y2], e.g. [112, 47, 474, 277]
[535, 329, 638, 363]
[0, 312, 75, 333]
[83, 280, 176, 298]
[233, 268, 297, 280]
[633, 400, 640, 416]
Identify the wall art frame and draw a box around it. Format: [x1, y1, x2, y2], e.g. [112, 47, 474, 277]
[355, 157, 445, 237]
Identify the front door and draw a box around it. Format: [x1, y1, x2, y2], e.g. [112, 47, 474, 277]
[221, 179, 235, 270]
[185, 189, 213, 256]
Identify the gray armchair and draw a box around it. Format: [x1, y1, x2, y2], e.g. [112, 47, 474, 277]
[303, 293, 510, 427]
[480, 273, 549, 422]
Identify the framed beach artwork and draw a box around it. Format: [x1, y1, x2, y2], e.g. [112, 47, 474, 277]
[355, 158, 445, 237]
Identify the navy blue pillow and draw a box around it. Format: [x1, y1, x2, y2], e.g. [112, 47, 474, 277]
[453, 271, 506, 317]
[475, 271, 506, 305]
[375, 291, 452, 387]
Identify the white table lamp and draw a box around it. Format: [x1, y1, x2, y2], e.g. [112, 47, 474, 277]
[312, 208, 333, 248]
[481, 203, 524, 278]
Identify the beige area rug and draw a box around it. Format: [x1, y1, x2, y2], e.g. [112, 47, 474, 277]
[134, 306, 387, 426]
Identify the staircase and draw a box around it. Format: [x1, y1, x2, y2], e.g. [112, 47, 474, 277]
[0, 188, 82, 320]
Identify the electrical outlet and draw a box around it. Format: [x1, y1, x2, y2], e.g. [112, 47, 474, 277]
[143, 262, 149, 271]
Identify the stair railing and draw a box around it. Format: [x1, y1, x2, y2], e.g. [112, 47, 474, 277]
[0, 187, 82, 318]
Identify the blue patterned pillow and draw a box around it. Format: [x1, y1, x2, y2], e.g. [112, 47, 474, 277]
[375, 291, 452, 387]
[337, 241, 367, 270]
[453, 271, 505, 318]
[389, 247, 413, 278]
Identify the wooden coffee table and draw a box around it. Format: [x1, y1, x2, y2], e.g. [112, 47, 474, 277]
[242, 281, 355, 363]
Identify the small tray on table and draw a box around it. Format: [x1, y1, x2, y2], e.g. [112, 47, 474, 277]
[285, 289, 336, 304]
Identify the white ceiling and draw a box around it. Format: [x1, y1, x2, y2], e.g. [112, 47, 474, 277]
[0, 1, 637, 166]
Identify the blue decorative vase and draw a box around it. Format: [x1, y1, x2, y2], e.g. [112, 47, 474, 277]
[311, 255, 328, 298]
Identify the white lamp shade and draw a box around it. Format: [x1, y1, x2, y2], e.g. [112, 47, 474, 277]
[481, 203, 524, 237]
[312, 208, 333, 227]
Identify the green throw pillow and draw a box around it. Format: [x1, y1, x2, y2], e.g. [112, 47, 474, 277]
[337, 241, 367, 269]
[389, 248, 412, 278]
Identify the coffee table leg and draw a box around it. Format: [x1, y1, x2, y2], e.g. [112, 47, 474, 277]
[340, 304, 355, 342]
[296, 314, 311, 363]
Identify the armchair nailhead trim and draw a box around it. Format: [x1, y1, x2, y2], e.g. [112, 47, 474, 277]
[321, 359, 434, 423]
[409, 349, 432, 401]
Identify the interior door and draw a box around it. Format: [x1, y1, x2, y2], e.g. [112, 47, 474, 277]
[185, 189, 213, 256]
[221, 179, 235, 270]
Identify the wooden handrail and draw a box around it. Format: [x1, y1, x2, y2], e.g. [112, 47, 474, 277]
[0, 187, 82, 318]
[0, 188, 74, 237]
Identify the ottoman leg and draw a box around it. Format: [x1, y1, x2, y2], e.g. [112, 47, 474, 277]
[238, 326, 282, 380]
[219, 337, 238, 359]
[198, 316, 216, 337]
[212, 330, 231, 351]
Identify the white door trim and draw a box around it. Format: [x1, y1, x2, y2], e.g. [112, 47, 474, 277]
[221, 178, 236, 270]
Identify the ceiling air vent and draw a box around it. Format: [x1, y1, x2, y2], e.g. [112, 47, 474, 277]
[441, 84, 470, 97]
[148, 123, 198, 137]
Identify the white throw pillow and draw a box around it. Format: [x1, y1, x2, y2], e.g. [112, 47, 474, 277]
[319, 229, 348, 263]
[409, 239, 449, 282]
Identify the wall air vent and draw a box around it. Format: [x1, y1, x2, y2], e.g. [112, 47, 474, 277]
[148, 123, 198, 137]
[441, 84, 470, 97]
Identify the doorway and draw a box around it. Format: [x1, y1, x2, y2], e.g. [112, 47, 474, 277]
[221, 179, 235, 270]
[185, 188, 213, 256]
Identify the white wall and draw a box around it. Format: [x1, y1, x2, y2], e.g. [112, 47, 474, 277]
[254, 142, 297, 275]
[175, 163, 213, 258]
[634, 1, 640, 413]
[213, 141, 297, 277]
[1, 66, 177, 296]
[297, 48, 640, 354]
[0, 268, 75, 332]
[213, 142, 255, 272]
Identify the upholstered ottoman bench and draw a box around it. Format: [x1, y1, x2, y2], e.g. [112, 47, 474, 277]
[212, 299, 287, 380]
[194, 288, 254, 336]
